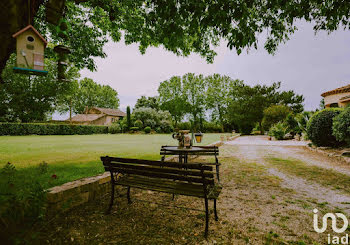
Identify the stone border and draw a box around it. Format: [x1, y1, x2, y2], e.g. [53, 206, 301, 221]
[305, 145, 350, 164]
[45, 135, 240, 215]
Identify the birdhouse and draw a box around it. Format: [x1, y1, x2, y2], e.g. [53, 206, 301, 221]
[12, 25, 48, 76]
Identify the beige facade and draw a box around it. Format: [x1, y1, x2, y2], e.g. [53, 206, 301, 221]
[67, 107, 126, 126]
[321, 84, 350, 108]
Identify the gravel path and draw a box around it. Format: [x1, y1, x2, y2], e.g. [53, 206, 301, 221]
[225, 136, 350, 213]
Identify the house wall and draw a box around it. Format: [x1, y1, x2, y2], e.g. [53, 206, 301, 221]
[324, 92, 350, 108]
[16, 29, 44, 70]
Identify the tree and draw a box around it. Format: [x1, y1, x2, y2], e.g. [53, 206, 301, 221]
[126, 106, 131, 131]
[205, 74, 242, 131]
[134, 96, 160, 110]
[262, 105, 291, 131]
[227, 82, 304, 134]
[158, 76, 188, 126]
[0, 55, 79, 122]
[182, 73, 206, 130]
[3, 1, 350, 82]
[71, 78, 119, 114]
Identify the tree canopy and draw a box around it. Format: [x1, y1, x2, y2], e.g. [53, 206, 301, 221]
[2, 0, 350, 81]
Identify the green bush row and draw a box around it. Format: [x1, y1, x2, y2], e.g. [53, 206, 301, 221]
[0, 123, 108, 136]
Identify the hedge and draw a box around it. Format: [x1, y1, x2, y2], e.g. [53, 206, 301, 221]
[0, 123, 108, 136]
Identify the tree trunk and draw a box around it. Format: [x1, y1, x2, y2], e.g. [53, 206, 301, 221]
[0, 0, 44, 82]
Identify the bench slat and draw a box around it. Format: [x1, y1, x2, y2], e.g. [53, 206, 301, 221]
[105, 167, 214, 184]
[101, 156, 213, 171]
[117, 175, 221, 199]
[103, 162, 214, 178]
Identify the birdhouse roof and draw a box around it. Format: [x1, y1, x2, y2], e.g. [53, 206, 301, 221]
[12, 25, 48, 47]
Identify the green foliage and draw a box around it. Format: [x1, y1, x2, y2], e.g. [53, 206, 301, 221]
[285, 113, 300, 135]
[295, 111, 313, 135]
[228, 82, 304, 134]
[269, 122, 289, 140]
[108, 123, 121, 134]
[0, 163, 46, 244]
[262, 105, 291, 131]
[66, 78, 120, 114]
[134, 120, 143, 129]
[135, 96, 160, 110]
[144, 126, 151, 134]
[202, 121, 223, 133]
[0, 123, 108, 136]
[307, 108, 343, 147]
[0, 55, 79, 122]
[126, 106, 131, 130]
[130, 127, 139, 132]
[132, 107, 172, 133]
[177, 122, 192, 130]
[332, 106, 350, 145]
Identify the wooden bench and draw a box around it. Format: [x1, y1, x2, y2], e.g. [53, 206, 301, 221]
[101, 156, 222, 237]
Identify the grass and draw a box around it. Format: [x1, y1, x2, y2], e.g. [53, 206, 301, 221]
[0, 133, 229, 189]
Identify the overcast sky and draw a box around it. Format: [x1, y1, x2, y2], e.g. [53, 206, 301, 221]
[58, 21, 350, 118]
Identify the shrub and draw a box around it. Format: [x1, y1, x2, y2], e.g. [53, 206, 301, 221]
[306, 108, 343, 147]
[159, 120, 173, 133]
[262, 105, 291, 131]
[202, 121, 222, 133]
[285, 113, 300, 136]
[130, 126, 139, 132]
[144, 126, 151, 134]
[134, 120, 143, 129]
[333, 106, 350, 145]
[108, 123, 121, 134]
[0, 163, 46, 244]
[269, 122, 288, 140]
[177, 121, 191, 130]
[0, 123, 108, 136]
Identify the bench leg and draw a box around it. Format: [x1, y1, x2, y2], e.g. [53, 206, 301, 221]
[127, 187, 132, 204]
[106, 181, 115, 214]
[214, 199, 218, 221]
[204, 197, 209, 238]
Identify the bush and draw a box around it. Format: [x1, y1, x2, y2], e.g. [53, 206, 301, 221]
[202, 121, 222, 133]
[144, 126, 151, 134]
[134, 120, 143, 129]
[269, 122, 288, 140]
[177, 121, 191, 130]
[0, 123, 109, 136]
[306, 108, 343, 147]
[130, 126, 139, 132]
[159, 120, 173, 133]
[285, 113, 300, 136]
[108, 123, 121, 134]
[333, 106, 350, 145]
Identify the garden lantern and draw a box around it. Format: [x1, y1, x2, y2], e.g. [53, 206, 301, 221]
[195, 132, 203, 143]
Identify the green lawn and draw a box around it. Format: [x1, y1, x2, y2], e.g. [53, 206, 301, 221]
[0, 133, 228, 188]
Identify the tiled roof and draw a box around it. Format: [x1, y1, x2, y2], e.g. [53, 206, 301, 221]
[321, 84, 350, 97]
[93, 107, 126, 117]
[68, 114, 105, 122]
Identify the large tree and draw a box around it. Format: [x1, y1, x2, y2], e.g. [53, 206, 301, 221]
[134, 96, 160, 110]
[2, 1, 350, 82]
[57, 77, 120, 115]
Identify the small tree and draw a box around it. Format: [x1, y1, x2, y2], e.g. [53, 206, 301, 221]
[126, 106, 131, 131]
[262, 105, 291, 131]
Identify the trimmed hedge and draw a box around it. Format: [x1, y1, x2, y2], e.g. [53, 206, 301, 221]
[0, 123, 108, 136]
[333, 106, 350, 145]
[306, 108, 343, 147]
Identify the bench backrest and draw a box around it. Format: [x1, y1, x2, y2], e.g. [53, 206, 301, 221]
[160, 145, 219, 156]
[101, 156, 214, 185]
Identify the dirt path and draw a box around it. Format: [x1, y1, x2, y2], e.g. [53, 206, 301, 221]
[37, 136, 350, 244]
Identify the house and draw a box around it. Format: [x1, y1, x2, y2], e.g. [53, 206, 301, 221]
[12, 25, 48, 75]
[68, 107, 126, 125]
[321, 84, 350, 108]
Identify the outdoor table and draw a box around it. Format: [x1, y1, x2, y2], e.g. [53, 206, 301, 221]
[160, 145, 220, 182]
